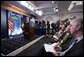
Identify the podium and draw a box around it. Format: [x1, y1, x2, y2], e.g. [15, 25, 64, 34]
[24, 28, 34, 40]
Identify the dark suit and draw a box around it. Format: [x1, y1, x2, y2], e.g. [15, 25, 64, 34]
[23, 22, 30, 31]
[60, 33, 74, 51]
[51, 32, 74, 50]
[64, 39, 83, 56]
[23, 22, 30, 39]
[61, 36, 75, 51]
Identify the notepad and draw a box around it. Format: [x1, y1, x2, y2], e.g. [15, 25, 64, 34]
[51, 43, 59, 47]
[44, 44, 56, 53]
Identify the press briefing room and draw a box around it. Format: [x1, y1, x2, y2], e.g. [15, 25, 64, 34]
[1, 1, 83, 56]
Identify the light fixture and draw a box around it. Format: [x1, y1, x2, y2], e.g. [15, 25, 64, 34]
[72, 1, 83, 5]
[72, 1, 78, 4]
[19, 1, 43, 16]
[54, 8, 58, 12]
[68, 1, 83, 11]
[38, 10, 43, 16]
[36, 10, 43, 16]
[20, 1, 34, 11]
[30, 7, 34, 11]
[68, 4, 74, 11]
[76, 1, 83, 5]
[55, 8, 58, 12]
[52, 1, 55, 4]
[28, 5, 32, 9]
[20, 1, 28, 7]
[36, 10, 39, 14]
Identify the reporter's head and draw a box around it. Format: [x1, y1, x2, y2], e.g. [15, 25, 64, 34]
[70, 18, 83, 34]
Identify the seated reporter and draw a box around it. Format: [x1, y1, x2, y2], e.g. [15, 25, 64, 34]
[50, 25, 74, 51]
[53, 22, 69, 40]
[39, 24, 73, 56]
[52, 18, 83, 56]
[52, 24, 72, 43]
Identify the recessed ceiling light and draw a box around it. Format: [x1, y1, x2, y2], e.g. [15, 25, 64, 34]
[52, 1, 55, 4]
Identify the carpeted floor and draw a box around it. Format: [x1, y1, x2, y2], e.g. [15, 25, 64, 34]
[16, 37, 53, 56]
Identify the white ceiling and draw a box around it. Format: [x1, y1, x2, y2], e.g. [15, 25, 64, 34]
[5, 1, 83, 17]
[31, 1, 58, 16]
[30, 1, 83, 16]
[58, 1, 71, 14]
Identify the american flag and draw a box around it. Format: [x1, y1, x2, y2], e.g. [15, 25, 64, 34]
[8, 12, 13, 33]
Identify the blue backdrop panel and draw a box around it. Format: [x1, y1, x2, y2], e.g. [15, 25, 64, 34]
[8, 11, 23, 36]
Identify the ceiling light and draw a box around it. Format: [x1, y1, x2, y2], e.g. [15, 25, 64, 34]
[72, 1, 83, 5]
[56, 9, 58, 12]
[20, 1, 34, 11]
[68, 1, 83, 11]
[28, 5, 32, 9]
[54, 8, 58, 12]
[30, 7, 34, 11]
[52, 1, 55, 4]
[36, 10, 39, 14]
[76, 1, 83, 5]
[55, 8, 58, 12]
[19, 1, 43, 16]
[36, 10, 43, 16]
[38, 10, 43, 16]
[68, 4, 74, 11]
[72, 1, 78, 4]
[20, 1, 28, 7]
[68, 1, 75, 11]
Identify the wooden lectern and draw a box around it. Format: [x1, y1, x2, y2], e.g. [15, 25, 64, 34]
[24, 28, 34, 40]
